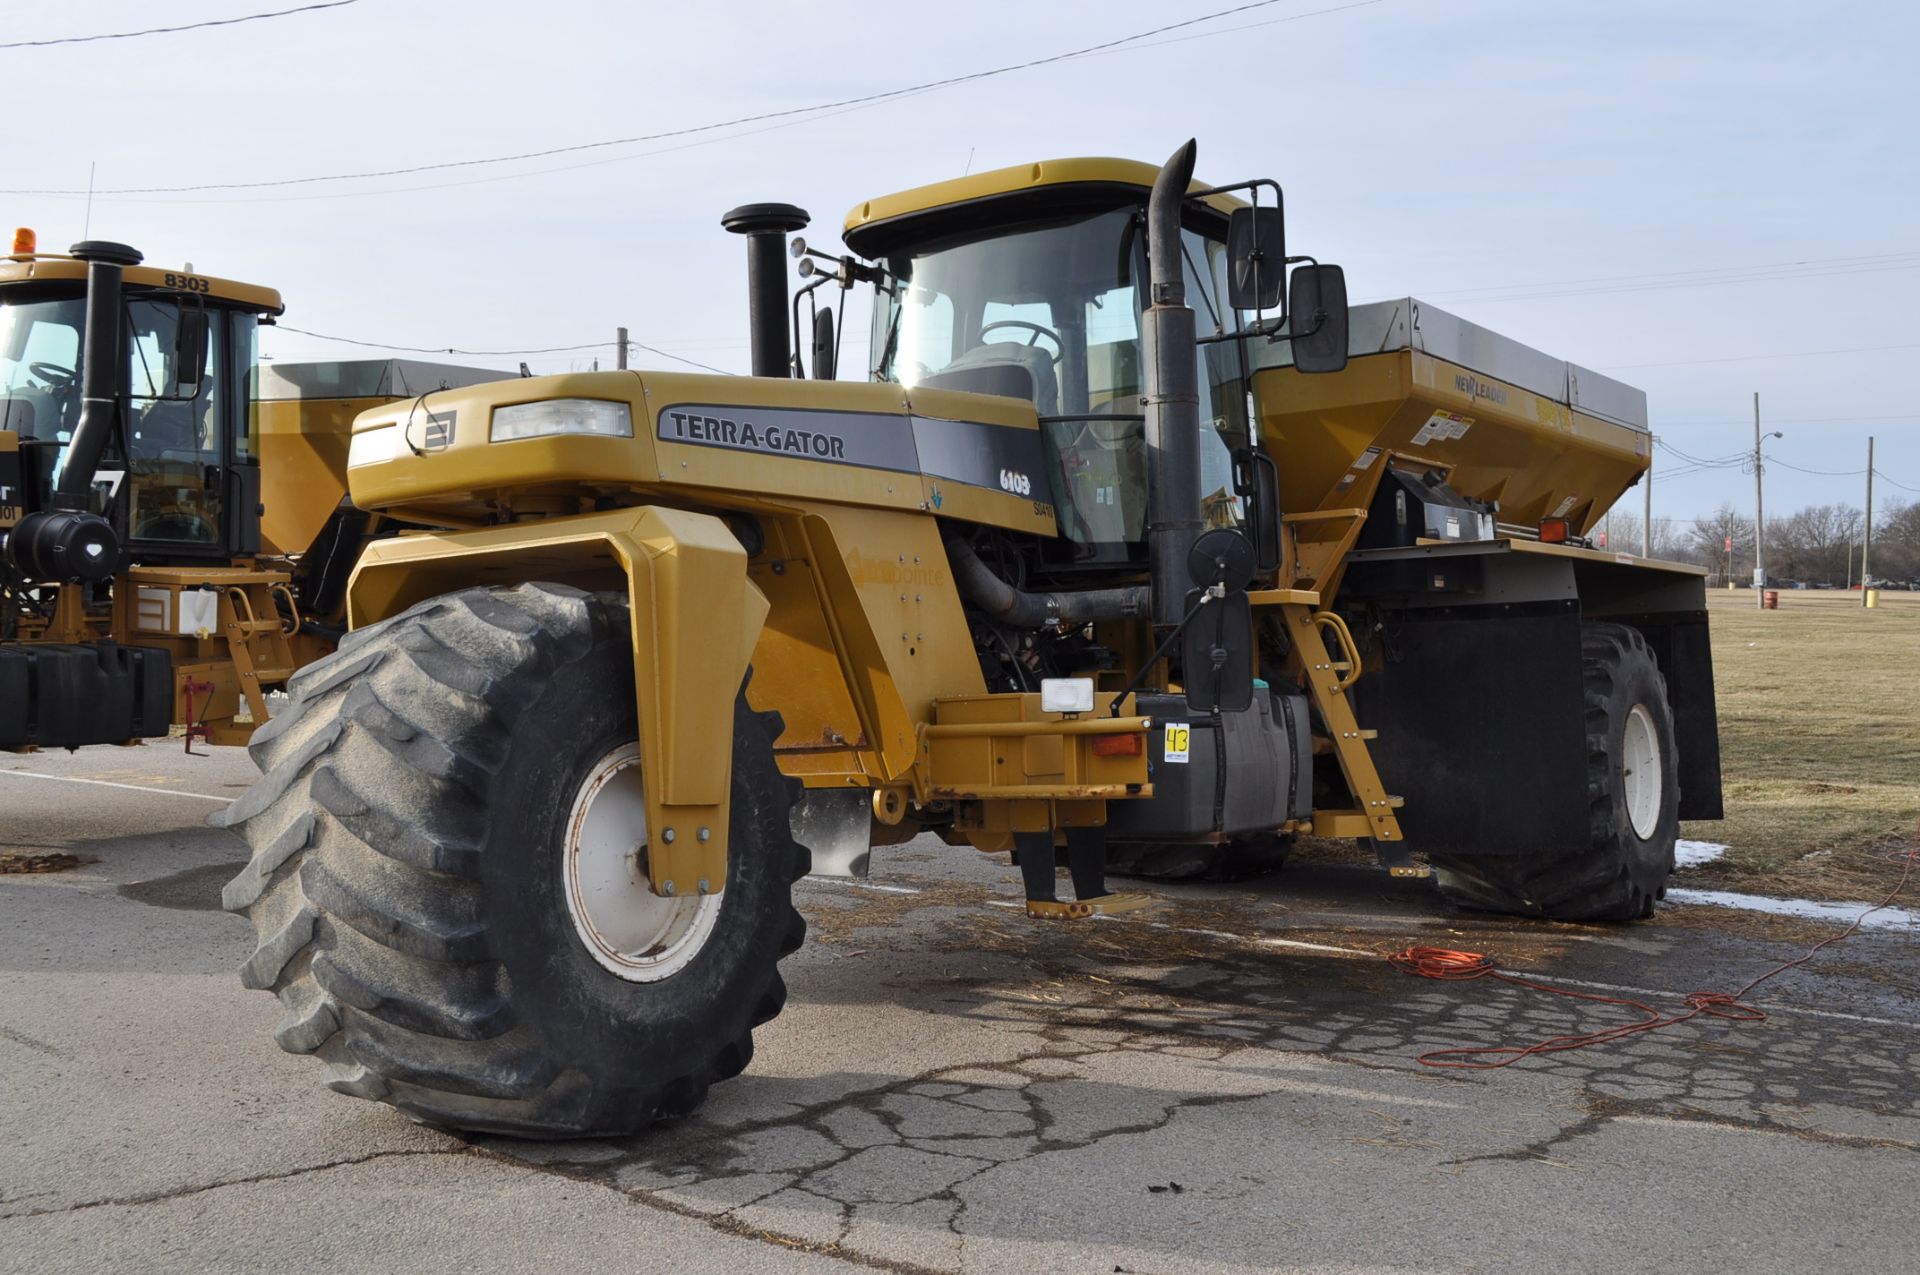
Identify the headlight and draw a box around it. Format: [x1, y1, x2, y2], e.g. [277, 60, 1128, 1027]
[346, 424, 400, 468]
[490, 399, 632, 442]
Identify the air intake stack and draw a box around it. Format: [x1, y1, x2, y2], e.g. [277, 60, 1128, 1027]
[722, 203, 810, 378]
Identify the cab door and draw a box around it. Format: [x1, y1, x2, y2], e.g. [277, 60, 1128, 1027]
[123, 297, 245, 560]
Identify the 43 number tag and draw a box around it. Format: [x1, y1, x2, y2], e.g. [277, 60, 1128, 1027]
[1163, 722, 1191, 764]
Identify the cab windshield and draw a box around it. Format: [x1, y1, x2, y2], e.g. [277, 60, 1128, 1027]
[0, 289, 243, 545]
[870, 206, 1248, 558]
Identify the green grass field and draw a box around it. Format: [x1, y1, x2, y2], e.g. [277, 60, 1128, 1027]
[1682, 587, 1920, 898]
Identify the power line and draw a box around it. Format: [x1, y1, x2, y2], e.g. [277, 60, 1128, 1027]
[1661, 412, 1920, 427]
[0, 1, 360, 50]
[1429, 255, 1920, 305]
[1600, 342, 1920, 371]
[1424, 250, 1920, 300]
[270, 324, 734, 376]
[1654, 438, 1747, 468]
[108, 83, 948, 207]
[1648, 438, 1920, 497]
[274, 325, 610, 357]
[1766, 455, 1868, 479]
[0, 0, 1377, 197]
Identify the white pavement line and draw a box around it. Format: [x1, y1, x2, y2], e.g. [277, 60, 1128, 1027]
[802, 876, 921, 895]
[0, 769, 234, 803]
[1256, 935, 1372, 957]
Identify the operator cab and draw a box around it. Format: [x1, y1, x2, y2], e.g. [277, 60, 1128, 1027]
[0, 240, 283, 566]
[846, 161, 1254, 574]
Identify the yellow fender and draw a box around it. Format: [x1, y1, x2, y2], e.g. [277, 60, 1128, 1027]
[344, 506, 769, 895]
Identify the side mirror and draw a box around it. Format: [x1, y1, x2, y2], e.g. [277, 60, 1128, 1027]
[1226, 206, 1285, 312]
[174, 305, 209, 394]
[811, 307, 836, 381]
[1181, 527, 1257, 714]
[1288, 264, 1348, 374]
[1181, 590, 1255, 714]
[1233, 448, 1283, 577]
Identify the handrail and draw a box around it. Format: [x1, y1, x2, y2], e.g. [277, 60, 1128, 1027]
[1312, 610, 1363, 693]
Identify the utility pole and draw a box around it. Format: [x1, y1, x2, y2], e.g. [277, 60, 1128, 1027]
[1753, 392, 1765, 607]
[1863, 435, 1875, 603]
[616, 326, 629, 370]
[1643, 439, 1653, 557]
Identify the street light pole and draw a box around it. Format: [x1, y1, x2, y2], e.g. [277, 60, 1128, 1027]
[1753, 393, 1765, 608]
[1863, 435, 1875, 603]
[1643, 438, 1653, 557]
[1751, 392, 1783, 610]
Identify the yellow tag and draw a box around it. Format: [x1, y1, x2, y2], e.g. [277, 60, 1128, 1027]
[1163, 722, 1191, 763]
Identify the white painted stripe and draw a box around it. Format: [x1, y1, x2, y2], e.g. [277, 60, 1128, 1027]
[1256, 935, 1372, 957]
[0, 770, 234, 804]
[802, 876, 921, 895]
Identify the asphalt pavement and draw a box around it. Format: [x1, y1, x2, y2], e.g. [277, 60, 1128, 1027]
[3, 742, 1916, 1274]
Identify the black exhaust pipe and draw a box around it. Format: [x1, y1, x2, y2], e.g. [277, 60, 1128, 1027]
[1142, 142, 1203, 629]
[945, 536, 1150, 629]
[5, 240, 139, 582]
[722, 203, 810, 378]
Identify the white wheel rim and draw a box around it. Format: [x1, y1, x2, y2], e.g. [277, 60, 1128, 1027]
[561, 742, 720, 982]
[1621, 703, 1663, 842]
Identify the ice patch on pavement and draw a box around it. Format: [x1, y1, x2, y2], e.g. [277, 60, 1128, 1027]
[1674, 840, 1728, 869]
[1665, 888, 1920, 931]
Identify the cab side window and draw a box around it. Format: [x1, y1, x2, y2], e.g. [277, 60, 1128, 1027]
[126, 299, 224, 546]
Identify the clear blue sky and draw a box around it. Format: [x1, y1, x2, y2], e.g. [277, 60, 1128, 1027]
[5, 0, 1914, 524]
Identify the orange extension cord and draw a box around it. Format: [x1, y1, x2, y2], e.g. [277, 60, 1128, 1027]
[1390, 844, 1919, 1069]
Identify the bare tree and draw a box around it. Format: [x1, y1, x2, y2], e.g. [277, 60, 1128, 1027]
[1875, 500, 1918, 582]
[1602, 511, 1687, 560]
[1687, 503, 1753, 585]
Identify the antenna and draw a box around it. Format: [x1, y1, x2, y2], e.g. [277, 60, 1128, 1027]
[83, 161, 96, 239]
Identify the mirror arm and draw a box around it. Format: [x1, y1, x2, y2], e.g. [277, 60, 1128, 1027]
[1187, 178, 1283, 204]
[1107, 590, 1216, 717]
[789, 274, 833, 378]
[1212, 178, 1287, 324]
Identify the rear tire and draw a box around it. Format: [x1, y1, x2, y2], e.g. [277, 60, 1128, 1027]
[1107, 832, 1293, 883]
[1430, 622, 1677, 922]
[220, 583, 807, 1137]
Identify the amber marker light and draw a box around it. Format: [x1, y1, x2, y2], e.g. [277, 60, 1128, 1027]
[11, 227, 36, 255]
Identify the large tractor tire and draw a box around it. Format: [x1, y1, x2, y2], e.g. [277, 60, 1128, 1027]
[1107, 832, 1293, 883]
[1430, 622, 1678, 922]
[220, 583, 808, 1137]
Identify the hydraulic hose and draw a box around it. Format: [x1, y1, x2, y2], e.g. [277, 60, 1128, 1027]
[944, 536, 1148, 629]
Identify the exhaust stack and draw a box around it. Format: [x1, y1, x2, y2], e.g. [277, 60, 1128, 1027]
[722, 203, 810, 378]
[1142, 141, 1203, 628]
[4, 240, 139, 582]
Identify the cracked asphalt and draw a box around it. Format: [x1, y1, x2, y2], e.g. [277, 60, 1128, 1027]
[4, 746, 1917, 1274]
